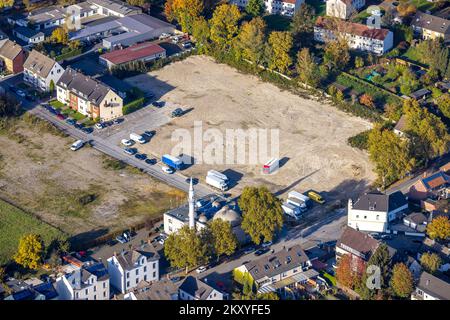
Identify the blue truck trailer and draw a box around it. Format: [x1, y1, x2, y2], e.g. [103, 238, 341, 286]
[162, 154, 183, 170]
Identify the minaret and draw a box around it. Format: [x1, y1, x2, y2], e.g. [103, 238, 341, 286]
[188, 177, 195, 229]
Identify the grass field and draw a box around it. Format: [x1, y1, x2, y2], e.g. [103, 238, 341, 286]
[0, 199, 65, 266]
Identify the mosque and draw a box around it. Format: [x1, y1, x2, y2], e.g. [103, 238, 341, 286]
[163, 179, 248, 243]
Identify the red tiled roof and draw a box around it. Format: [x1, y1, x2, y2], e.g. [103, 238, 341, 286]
[100, 42, 166, 65]
[315, 16, 390, 41]
[282, 0, 297, 4]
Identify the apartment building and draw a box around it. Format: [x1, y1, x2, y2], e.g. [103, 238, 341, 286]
[23, 50, 64, 91]
[56, 68, 123, 121]
[314, 16, 394, 55]
[107, 243, 160, 294]
[230, 0, 304, 17]
[0, 39, 24, 74]
[411, 272, 450, 300]
[411, 11, 450, 42]
[326, 0, 365, 20]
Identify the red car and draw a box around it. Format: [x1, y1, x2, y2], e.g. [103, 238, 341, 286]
[57, 113, 66, 120]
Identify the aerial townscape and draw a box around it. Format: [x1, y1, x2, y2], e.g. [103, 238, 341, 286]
[0, 0, 449, 306]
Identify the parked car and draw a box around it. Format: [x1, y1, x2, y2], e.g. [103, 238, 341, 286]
[196, 266, 207, 274]
[145, 158, 157, 165]
[162, 166, 174, 174]
[170, 276, 181, 283]
[57, 113, 66, 120]
[121, 139, 134, 146]
[70, 140, 84, 151]
[16, 89, 26, 97]
[124, 148, 137, 155]
[95, 122, 105, 130]
[135, 153, 147, 160]
[181, 41, 192, 49]
[380, 234, 392, 240]
[261, 241, 272, 248]
[244, 246, 255, 254]
[152, 101, 164, 108]
[66, 118, 76, 125]
[48, 107, 58, 114]
[171, 108, 183, 117]
[113, 118, 123, 125]
[254, 248, 269, 256]
[116, 235, 128, 244]
[159, 33, 171, 40]
[369, 232, 380, 240]
[82, 127, 93, 134]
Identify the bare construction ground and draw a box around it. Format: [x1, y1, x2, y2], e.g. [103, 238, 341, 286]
[0, 117, 185, 239]
[125, 55, 376, 201]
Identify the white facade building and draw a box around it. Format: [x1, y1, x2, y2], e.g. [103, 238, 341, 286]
[314, 16, 394, 55]
[55, 262, 110, 300]
[230, 0, 304, 17]
[23, 50, 64, 91]
[326, 0, 365, 20]
[347, 191, 408, 233]
[107, 244, 160, 294]
[178, 276, 228, 300]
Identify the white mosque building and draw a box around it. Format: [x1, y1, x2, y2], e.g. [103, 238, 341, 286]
[163, 179, 248, 243]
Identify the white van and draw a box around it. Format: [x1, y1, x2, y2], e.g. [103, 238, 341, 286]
[70, 140, 84, 151]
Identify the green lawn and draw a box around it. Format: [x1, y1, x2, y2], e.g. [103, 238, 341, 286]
[49, 99, 65, 109]
[0, 199, 65, 266]
[263, 14, 292, 32]
[306, 0, 326, 16]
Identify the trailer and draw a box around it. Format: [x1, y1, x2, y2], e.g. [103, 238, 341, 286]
[207, 170, 228, 182]
[130, 133, 146, 144]
[206, 175, 228, 191]
[282, 202, 302, 220]
[161, 154, 183, 170]
[263, 158, 279, 174]
[288, 191, 311, 207]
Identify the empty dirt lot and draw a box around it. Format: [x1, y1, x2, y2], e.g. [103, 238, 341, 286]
[0, 116, 185, 240]
[125, 55, 376, 200]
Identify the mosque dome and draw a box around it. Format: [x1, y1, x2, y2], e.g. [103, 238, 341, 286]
[213, 205, 242, 227]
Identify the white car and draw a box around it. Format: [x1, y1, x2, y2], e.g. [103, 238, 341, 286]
[162, 166, 174, 174]
[159, 33, 171, 40]
[196, 266, 207, 274]
[121, 139, 133, 146]
[261, 241, 272, 248]
[95, 122, 105, 130]
[70, 140, 84, 151]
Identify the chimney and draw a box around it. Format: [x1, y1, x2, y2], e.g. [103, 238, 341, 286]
[113, 251, 117, 256]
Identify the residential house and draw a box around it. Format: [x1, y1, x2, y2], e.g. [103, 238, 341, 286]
[234, 245, 317, 294]
[87, 0, 142, 18]
[336, 226, 380, 264]
[411, 271, 450, 300]
[56, 68, 123, 121]
[122, 279, 179, 300]
[403, 212, 428, 232]
[178, 276, 227, 300]
[230, 0, 304, 17]
[408, 171, 450, 202]
[410, 88, 431, 100]
[3, 278, 59, 300]
[55, 262, 110, 300]
[314, 16, 394, 55]
[326, 0, 366, 20]
[107, 243, 160, 294]
[26, 6, 66, 31]
[347, 191, 408, 233]
[411, 11, 450, 42]
[418, 237, 450, 273]
[99, 42, 166, 69]
[0, 39, 24, 74]
[393, 114, 407, 137]
[23, 50, 64, 91]
[12, 26, 45, 45]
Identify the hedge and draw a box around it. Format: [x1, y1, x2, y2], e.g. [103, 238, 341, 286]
[123, 96, 145, 115]
[56, 48, 82, 61]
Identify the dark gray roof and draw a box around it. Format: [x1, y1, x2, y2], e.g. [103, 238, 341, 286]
[337, 227, 380, 260]
[88, 0, 142, 16]
[115, 244, 159, 271]
[410, 88, 431, 99]
[0, 39, 23, 60]
[23, 50, 58, 78]
[417, 271, 450, 300]
[179, 276, 218, 300]
[57, 68, 112, 105]
[244, 245, 310, 281]
[412, 11, 450, 35]
[404, 212, 427, 225]
[13, 26, 44, 39]
[394, 114, 407, 133]
[131, 279, 179, 300]
[352, 191, 407, 212]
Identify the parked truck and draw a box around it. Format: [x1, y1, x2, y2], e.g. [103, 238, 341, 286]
[288, 191, 311, 209]
[263, 158, 279, 174]
[130, 133, 146, 144]
[282, 202, 302, 220]
[206, 174, 228, 191]
[207, 170, 228, 182]
[162, 154, 183, 170]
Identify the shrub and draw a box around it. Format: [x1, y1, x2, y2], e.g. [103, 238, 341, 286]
[348, 130, 371, 150]
[123, 96, 145, 115]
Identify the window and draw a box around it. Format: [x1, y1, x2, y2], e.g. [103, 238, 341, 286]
[94, 295, 96, 300]
[103, 292, 107, 298]
[126, 272, 129, 279]
[153, 262, 156, 269]
[126, 281, 130, 288]
[376, 215, 379, 220]
[136, 278, 139, 284]
[144, 266, 147, 272]
[85, 289, 88, 295]
[94, 286, 96, 292]
[103, 282, 106, 288]
[136, 269, 139, 275]
[153, 272, 156, 278]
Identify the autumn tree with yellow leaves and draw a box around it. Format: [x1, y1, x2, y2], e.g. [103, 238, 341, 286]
[14, 234, 43, 270]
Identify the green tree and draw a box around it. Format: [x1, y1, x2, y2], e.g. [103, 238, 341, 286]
[420, 252, 442, 274]
[191, 17, 210, 51]
[368, 124, 415, 187]
[257, 292, 280, 300]
[246, 0, 265, 17]
[323, 39, 350, 70]
[426, 216, 450, 241]
[14, 234, 43, 270]
[49, 80, 55, 92]
[50, 27, 69, 45]
[291, 3, 316, 48]
[236, 17, 267, 66]
[437, 94, 450, 119]
[0, 0, 14, 8]
[209, 218, 238, 259]
[355, 56, 365, 69]
[239, 186, 283, 245]
[404, 99, 450, 164]
[267, 31, 293, 74]
[126, 0, 147, 7]
[209, 4, 241, 51]
[390, 263, 414, 298]
[169, 0, 204, 33]
[164, 225, 208, 273]
[296, 48, 320, 87]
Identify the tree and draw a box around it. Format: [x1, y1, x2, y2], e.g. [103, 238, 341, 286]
[368, 124, 415, 187]
[168, 0, 203, 33]
[50, 27, 68, 45]
[355, 56, 365, 69]
[420, 252, 442, 274]
[397, 3, 416, 17]
[390, 263, 414, 298]
[404, 99, 450, 164]
[14, 234, 43, 270]
[323, 39, 350, 70]
[0, 0, 14, 8]
[291, 3, 315, 48]
[208, 218, 238, 259]
[49, 80, 55, 92]
[126, 0, 147, 7]
[426, 216, 450, 241]
[209, 4, 241, 51]
[296, 48, 320, 87]
[367, 243, 391, 290]
[336, 254, 354, 288]
[437, 93, 450, 119]
[359, 93, 375, 108]
[239, 186, 283, 245]
[191, 17, 210, 51]
[246, 0, 265, 17]
[267, 31, 293, 74]
[164, 225, 208, 273]
[257, 292, 279, 300]
[236, 17, 267, 66]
